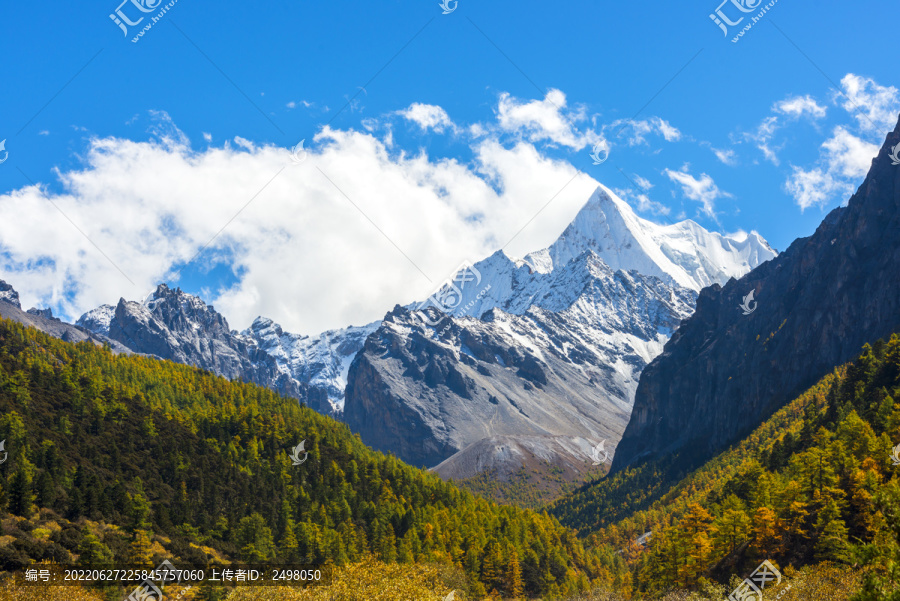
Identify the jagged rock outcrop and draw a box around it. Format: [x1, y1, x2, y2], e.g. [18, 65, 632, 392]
[0, 281, 20, 308]
[241, 317, 378, 414]
[27, 307, 59, 321]
[77, 300, 374, 415]
[612, 115, 900, 473]
[101, 284, 305, 401]
[343, 304, 634, 469]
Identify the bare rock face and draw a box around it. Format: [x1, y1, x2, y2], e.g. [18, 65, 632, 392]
[241, 317, 378, 414]
[613, 115, 900, 474]
[26, 307, 58, 321]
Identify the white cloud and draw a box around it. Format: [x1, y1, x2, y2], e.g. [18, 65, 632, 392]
[784, 126, 878, 210]
[496, 89, 596, 150]
[632, 174, 653, 190]
[0, 117, 600, 335]
[774, 95, 827, 119]
[655, 119, 682, 142]
[202, 132, 212, 142]
[399, 103, 455, 133]
[839, 74, 900, 135]
[615, 188, 670, 217]
[742, 93, 829, 166]
[613, 173, 668, 216]
[821, 126, 879, 179]
[784, 167, 851, 212]
[612, 117, 682, 146]
[712, 147, 737, 166]
[745, 116, 781, 165]
[664, 166, 730, 221]
[636, 194, 670, 216]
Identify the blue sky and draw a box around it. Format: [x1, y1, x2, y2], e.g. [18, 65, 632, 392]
[0, 0, 897, 333]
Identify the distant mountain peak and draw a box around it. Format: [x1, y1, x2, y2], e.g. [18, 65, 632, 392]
[524, 184, 777, 292]
[0, 280, 21, 309]
[428, 186, 777, 324]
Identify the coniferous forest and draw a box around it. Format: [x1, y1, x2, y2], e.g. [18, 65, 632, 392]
[2, 317, 900, 599]
[551, 335, 900, 600]
[0, 318, 609, 599]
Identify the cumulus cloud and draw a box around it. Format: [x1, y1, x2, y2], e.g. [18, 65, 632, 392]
[0, 116, 600, 334]
[399, 103, 455, 133]
[664, 166, 730, 221]
[784, 168, 851, 212]
[496, 89, 597, 149]
[821, 126, 880, 178]
[774, 95, 827, 119]
[741, 93, 829, 165]
[615, 188, 670, 217]
[785, 126, 878, 211]
[839, 74, 900, 135]
[768, 74, 895, 211]
[613, 173, 669, 217]
[632, 174, 653, 190]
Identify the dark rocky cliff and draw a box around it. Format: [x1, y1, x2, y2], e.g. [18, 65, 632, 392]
[612, 115, 900, 473]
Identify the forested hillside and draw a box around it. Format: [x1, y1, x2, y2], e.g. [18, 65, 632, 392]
[0, 318, 613, 599]
[552, 334, 900, 599]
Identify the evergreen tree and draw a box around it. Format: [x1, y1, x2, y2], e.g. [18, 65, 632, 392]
[236, 513, 275, 562]
[77, 527, 113, 566]
[481, 541, 503, 593]
[506, 548, 524, 599]
[7, 462, 33, 517]
[127, 529, 155, 568]
[280, 520, 299, 562]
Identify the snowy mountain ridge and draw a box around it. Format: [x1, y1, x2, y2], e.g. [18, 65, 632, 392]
[241, 317, 379, 414]
[528, 185, 775, 290]
[414, 185, 776, 326]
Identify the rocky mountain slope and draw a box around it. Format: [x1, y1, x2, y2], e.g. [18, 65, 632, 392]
[5, 180, 778, 501]
[344, 254, 696, 470]
[78, 284, 307, 404]
[240, 317, 378, 413]
[612, 114, 900, 474]
[76, 291, 373, 415]
[0, 281, 133, 354]
[343, 186, 776, 496]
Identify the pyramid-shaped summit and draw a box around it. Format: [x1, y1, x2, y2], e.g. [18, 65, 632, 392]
[525, 185, 777, 292]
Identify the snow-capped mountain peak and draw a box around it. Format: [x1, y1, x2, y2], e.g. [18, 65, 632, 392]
[241, 316, 379, 414]
[525, 185, 777, 292]
[69, 182, 777, 421]
[76, 304, 116, 335]
[0, 280, 21, 309]
[417, 185, 777, 324]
